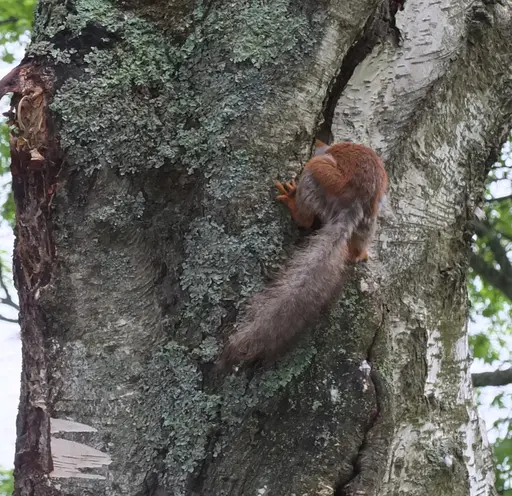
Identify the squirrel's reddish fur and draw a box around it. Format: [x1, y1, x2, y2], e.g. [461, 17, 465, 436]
[219, 140, 388, 368]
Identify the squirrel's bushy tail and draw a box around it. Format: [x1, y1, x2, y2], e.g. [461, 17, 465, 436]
[219, 203, 365, 368]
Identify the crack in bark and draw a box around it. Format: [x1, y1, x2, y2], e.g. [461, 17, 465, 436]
[335, 305, 391, 496]
[316, 0, 405, 145]
[335, 370, 391, 496]
[186, 427, 223, 496]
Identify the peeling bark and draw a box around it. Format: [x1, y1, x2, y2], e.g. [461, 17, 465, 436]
[7, 0, 511, 495]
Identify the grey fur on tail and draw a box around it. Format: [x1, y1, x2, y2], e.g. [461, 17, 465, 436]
[219, 201, 365, 369]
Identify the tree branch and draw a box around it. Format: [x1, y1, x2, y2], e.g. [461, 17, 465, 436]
[0, 17, 19, 27]
[472, 368, 512, 387]
[472, 220, 512, 275]
[470, 253, 512, 301]
[471, 220, 512, 301]
[0, 313, 19, 324]
[0, 265, 19, 311]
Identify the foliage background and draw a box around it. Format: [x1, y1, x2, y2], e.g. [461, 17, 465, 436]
[470, 136, 512, 495]
[0, 468, 13, 496]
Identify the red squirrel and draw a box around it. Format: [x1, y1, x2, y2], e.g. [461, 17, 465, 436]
[219, 140, 388, 368]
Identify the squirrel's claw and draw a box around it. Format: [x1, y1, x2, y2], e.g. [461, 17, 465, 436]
[275, 180, 297, 199]
[275, 181, 288, 195]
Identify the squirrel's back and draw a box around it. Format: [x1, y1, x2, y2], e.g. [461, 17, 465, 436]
[309, 142, 387, 217]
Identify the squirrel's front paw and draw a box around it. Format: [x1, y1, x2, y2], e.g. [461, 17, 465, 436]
[275, 179, 297, 203]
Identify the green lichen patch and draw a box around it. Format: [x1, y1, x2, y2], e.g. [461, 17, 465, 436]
[113, 0, 196, 39]
[178, 215, 289, 346]
[89, 191, 146, 228]
[40, 0, 319, 179]
[136, 342, 221, 490]
[227, 1, 310, 68]
[322, 279, 378, 358]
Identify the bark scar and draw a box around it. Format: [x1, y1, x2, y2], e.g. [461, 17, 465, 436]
[1, 62, 51, 169]
[7, 60, 64, 494]
[3, 61, 60, 290]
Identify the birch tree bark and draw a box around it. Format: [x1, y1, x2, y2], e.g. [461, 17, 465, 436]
[3, 0, 511, 495]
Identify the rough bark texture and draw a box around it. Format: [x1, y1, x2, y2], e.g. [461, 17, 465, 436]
[7, 0, 512, 495]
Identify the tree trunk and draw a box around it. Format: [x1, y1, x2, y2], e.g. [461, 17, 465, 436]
[5, 0, 512, 495]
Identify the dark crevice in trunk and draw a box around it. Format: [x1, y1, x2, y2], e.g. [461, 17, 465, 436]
[186, 427, 223, 496]
[335, 306, 391, 496]
[316, 0, 405, 146]
[334, 370, 390, 496]
[49, 21, 120, 64]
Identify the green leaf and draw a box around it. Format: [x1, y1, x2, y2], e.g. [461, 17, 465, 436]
[1, 52, 14, 64]
[0, 467, 13, 496]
